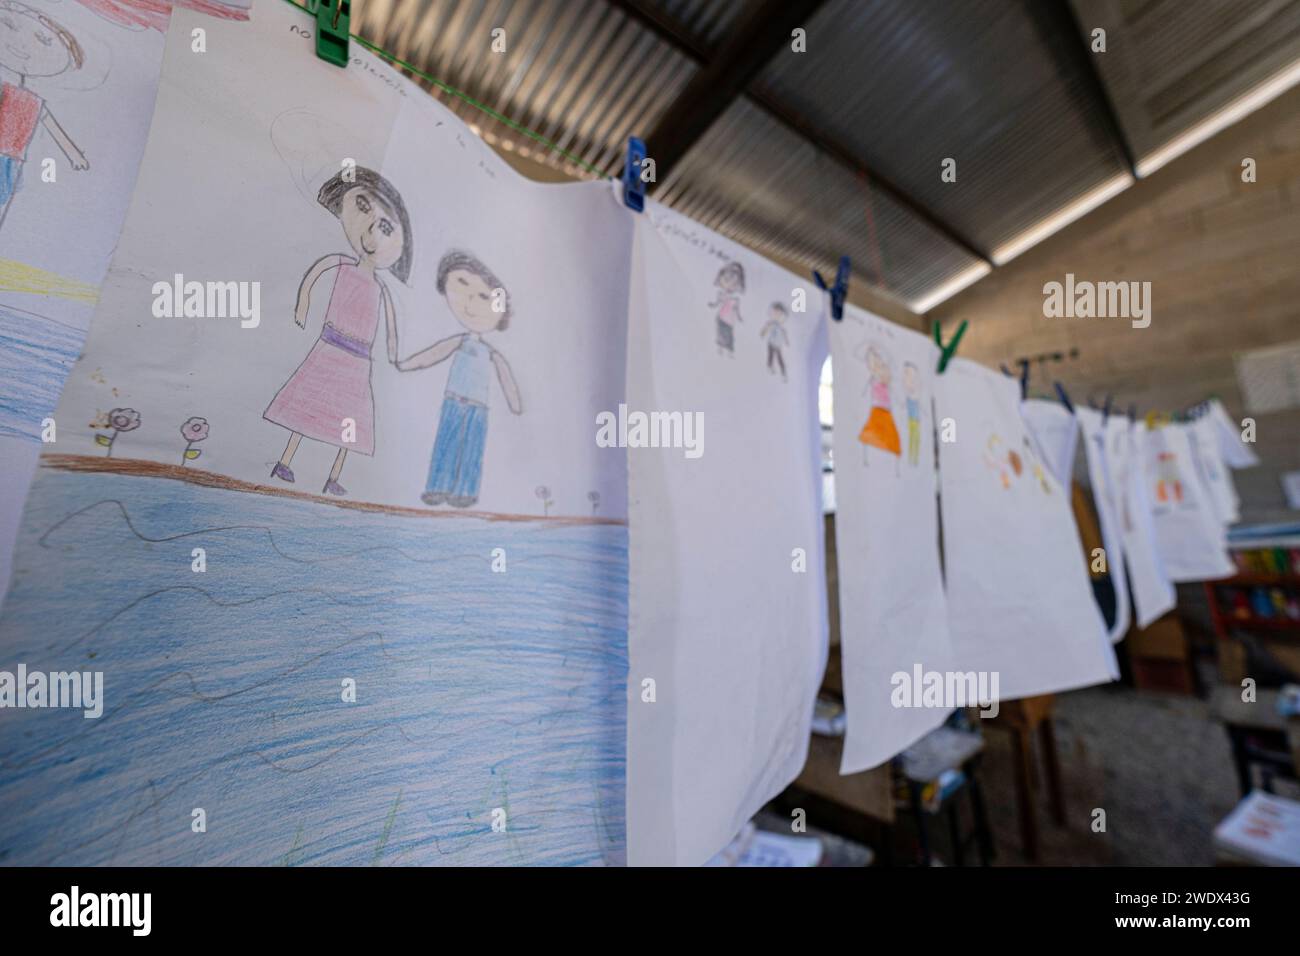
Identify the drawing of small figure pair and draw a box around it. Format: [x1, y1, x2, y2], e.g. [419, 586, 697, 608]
[760, 302, 789, 381]
[710, 261, 744, 357]
[0, 2, 89, 230]
[263, 166, 521, 508]
[856, 344, 922, 473]
[394, 250, 522, 508]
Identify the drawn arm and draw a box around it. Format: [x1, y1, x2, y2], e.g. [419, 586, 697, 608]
[294, 254, 347, 327]
[759, 319, 774, 340]
[380, 281, 398, 363]
[41, 108, 87, 170]
[490, 349, 523, 414]
[396, 333, 464, 371]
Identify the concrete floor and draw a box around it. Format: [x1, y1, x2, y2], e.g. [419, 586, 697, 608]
[976, 683, 1242, 865]
[761, 680, 1254, 866]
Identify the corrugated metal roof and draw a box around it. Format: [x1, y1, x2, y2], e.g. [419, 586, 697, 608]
[352, 0, 1300, 312]
[749, 0, 1131, 259]
[1080, 0, 1300, 166]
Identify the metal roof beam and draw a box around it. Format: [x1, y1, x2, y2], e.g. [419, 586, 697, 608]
[640, 0, 829, 182]
[1028, 0, 1140, 178]
[609, 0, 994, 266]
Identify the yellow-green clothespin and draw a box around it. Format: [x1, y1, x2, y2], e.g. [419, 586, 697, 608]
[934, 319, 967, 374]
[313, 0, 350, 68]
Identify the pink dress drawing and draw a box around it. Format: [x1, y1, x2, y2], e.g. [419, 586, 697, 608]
[264, 264, 381, 456]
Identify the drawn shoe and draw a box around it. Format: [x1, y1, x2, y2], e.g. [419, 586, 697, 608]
[322, 479, 348, 496]
[421, 491, 448, 506]
[271, 462, 295, 483]
[449, 495, 478, 508]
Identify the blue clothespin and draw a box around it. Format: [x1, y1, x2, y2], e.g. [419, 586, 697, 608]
[813, 256, 851, 321]
[1128, 403, 1137, 423]
[312, 0, 350, 67]
[934, 319, 967, 373]
[1054, 381, 1074, 414]
[1102, 394, 1113, 423]
[622, 137, 647, 213]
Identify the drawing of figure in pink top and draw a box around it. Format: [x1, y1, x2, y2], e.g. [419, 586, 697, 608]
[0, 2, 88, 230]
[709, 261, 744, 357]
[856, 343, 901, 474]
[264, 167, 413, 496]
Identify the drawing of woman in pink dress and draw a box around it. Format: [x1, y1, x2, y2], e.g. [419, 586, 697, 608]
[264, 167, 412, 496]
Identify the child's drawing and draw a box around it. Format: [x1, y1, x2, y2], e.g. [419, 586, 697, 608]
[0, 467, 628, 865]
[179, 415, 208, 465]
[759, 301, 788, 381]
[74, 0, 168, 32]
[1022, 434, 1052, 494]
[902, 361, 921, 466]
[264, 166, 412, 497]
[395, 250, 523, 508]
[0, 1, 89, 231]
[93, 406, 139, 456]
[983, 431, 1022, 489]
[1154, 449, 1184, 504]
[709, 261, 744, 357]
[856, 343, 900, 473]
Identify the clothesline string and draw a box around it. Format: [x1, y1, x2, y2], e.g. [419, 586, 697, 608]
[278, 0, 607, 178]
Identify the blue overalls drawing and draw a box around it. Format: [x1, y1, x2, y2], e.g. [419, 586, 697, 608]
[424, 335, 492, 506]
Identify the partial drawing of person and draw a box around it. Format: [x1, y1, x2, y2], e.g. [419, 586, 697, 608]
[902, 361, 921, 466]
[265, 167, 412, 496]
[984, 433, 1013, 489]
[759, 301, 789, 381]
[0, 2, 88, 231]
[1023, 435, 1051, 493]
[396, 250, 522, 509]
[1155, 450, 1183, 504]
[857, 343, 901, 473]
[709, 261, 744, 357]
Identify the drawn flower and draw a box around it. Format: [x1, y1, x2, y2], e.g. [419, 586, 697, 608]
[109, 408, 141, 432]
[535, 485, 553, 517]
[95, 407, 140, 457]
[180, 416, 209, 465]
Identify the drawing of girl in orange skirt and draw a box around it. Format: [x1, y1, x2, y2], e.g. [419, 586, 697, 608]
[858, 345, 901, 470]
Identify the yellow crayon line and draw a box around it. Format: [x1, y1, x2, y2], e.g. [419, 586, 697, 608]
[0, 258, 100, 303]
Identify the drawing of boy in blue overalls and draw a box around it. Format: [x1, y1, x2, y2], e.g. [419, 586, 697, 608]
[395, 250, 522, 508]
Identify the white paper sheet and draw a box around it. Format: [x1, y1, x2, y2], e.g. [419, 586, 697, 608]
[1111, 419, 1177, 627]
[1144, 423, 1234, 583]
[936, 359, 1118, 700]
[1077, 407, 1130, 642]
[625, 202, 828, 867]
[0, 0, 251, 601]
[1021, 398, 1078, 484]
[1188, 414, 1240, 525]
[33, 4, 630, 520]
[1206, 399, 1259, 469]
[0, 1, 632, 866]
[830, 304, 953, 771]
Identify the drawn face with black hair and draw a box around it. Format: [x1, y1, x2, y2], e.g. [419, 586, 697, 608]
[0, 3, 79, 79]
[338, 185, 405, 273]
[445, 267, 501, 333]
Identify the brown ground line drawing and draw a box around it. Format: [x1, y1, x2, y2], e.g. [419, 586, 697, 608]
[39, 454, 624, 527]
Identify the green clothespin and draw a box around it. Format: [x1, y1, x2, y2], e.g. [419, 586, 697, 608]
[313, 0, 350, 68]
[933, 319, 967, 374]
